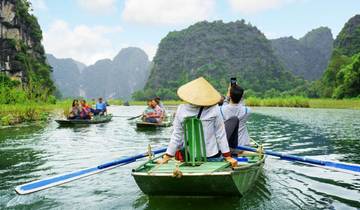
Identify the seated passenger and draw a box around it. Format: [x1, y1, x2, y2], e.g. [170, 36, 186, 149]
[154, 96, 166, 119]
[80, 99, 92, 119]
[143, 100, 155, 115]
[68, 99, 81, 119]
[156, 77, 237, 168]
[94, 97, 107, 115]
[144, 99, 163, 123]
[220, 84, 251, 155]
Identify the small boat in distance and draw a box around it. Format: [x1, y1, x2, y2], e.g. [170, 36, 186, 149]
[55, 114, 112, 126]
[135, 115, 173, 128]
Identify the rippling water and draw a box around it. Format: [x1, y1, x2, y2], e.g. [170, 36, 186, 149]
[0, 106, 359, 209]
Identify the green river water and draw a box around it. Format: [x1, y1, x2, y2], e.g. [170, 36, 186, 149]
[0, 106, 360, 209]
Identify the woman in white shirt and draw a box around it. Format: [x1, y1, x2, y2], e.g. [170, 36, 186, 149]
[157, 77, 237, 167]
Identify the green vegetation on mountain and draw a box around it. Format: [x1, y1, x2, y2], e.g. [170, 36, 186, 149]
[319, 15, 360, 98]
[134, 20, 304, 100]
[271, 27, 333, 80]
[0, 0, 55, 104]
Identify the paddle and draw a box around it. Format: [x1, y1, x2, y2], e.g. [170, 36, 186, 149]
[237, 145, 360, 174]
[127, 114, 143, 120]
[15, 147, 166, 195]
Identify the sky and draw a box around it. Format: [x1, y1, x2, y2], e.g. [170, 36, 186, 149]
[29, 0, 360, 65]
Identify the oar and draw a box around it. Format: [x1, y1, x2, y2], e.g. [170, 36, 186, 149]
[237, 145, 360, 174]
[127, 114, 143, 120]
[15, 147, 166, 195]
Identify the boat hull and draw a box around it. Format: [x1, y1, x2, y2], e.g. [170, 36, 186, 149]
[55, 115, 112, 126]
[136, 121, 172, 128]
[132, 156, 264, 196]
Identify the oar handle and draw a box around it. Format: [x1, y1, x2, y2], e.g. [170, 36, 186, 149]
[98, 148, 166, 169]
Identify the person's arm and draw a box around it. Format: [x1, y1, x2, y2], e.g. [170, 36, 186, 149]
[165, 106, 184, 156]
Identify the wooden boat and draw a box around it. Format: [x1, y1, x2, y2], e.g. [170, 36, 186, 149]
[132, 146, 265, 196]
[136, 116, 173, 128]
[55, 114, 112, 126]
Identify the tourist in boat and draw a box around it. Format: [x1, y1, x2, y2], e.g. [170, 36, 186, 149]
[94, 97, 107, 115]
[144, 99, 163, 123]
[80, 99, 92, 119]
[156, 77, 237, 168]
[143, 99, 155, 115]
[220, 84, 251, 155]
[68, 99, 81, 119]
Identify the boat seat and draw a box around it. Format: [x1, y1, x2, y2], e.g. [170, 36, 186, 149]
[147, 161, 230, 173]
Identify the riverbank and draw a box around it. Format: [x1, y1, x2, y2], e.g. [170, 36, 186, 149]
[0, 101, 69, 126]
[128, 97, 360, 109]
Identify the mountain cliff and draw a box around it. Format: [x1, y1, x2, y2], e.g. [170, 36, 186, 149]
[46, 54, 84, 98]
[138, 20, 302, 99]
[47, 47, 150, 99]
[271, 27, 333, 80]
[320, 15, 360, 98]
[81, 47, 150, 99]
[0, 0, 55, 102]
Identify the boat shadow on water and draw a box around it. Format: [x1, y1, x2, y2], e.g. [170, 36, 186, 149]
[132, 173, 270, 210]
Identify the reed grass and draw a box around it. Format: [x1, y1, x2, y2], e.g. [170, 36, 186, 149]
[0, 101, 70, 126]
[308, 98, 360, 109]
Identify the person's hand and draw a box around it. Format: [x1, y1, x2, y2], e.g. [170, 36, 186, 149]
[227, 84, 231, 97]
[156, 154, 172, 164]
[225, 157, 238, 168]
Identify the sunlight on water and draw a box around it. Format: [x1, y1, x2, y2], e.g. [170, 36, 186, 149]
[0, 106, 359, 209]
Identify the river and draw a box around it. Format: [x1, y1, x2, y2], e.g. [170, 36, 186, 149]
[1, 106, 359, 209]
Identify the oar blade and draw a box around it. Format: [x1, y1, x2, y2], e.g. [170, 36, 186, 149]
[15, 161, 134, 195]
[237, 145, 360, 174]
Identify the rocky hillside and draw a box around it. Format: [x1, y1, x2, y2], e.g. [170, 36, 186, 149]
[0, 0, 55, 100]
[46, 54, 84, 98]
[140, 20, 303, 99]
[47, 47, 150, 99]
[320, 15, 360, 98]
[271, 27, 333, 80]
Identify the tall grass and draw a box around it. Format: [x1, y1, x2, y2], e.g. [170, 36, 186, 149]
[309, 98, 360, 109]
[246, 96, 310, 108]
[0, 101, 70, 126]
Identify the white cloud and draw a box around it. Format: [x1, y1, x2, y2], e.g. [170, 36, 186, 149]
[43, 20, 122, 65]
[77, 0, 116, 14]
[228, 0, 296, 14]
[122, 0, 215, 25]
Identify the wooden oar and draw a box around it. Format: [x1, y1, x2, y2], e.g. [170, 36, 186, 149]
[127, 114, 143, 120]
[237, 145, 360, 174]
[15, 147, 166, 195]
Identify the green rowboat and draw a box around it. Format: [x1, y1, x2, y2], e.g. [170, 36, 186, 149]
[136, 116, 173, 128]
[132, 150, 265, 196]
[55, 114, 112, 126]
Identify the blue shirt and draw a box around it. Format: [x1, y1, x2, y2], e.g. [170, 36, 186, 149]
[96, 102, 106, 111]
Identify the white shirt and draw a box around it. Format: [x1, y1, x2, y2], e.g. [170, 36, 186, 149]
[220, 101, 251, 146]
[166, 104, 230, 157]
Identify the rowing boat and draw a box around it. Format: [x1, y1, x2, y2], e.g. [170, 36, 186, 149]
[55, 114, 112, 126]
[132, 145, 265, 196]
[136, 116, 173, 128]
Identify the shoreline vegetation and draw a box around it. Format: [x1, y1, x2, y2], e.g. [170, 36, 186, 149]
[1, 97, 359, 126]
[129, 97, 360, 109]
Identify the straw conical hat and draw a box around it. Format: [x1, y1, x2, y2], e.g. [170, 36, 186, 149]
[177, 77, 221, 106]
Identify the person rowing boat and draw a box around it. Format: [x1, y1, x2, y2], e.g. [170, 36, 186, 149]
[156, 77, 238, 167]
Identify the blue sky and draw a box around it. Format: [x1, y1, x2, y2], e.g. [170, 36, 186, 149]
[29, 0, 360, 65]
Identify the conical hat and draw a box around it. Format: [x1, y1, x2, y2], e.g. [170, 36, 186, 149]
[177, 77, 221, 106]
